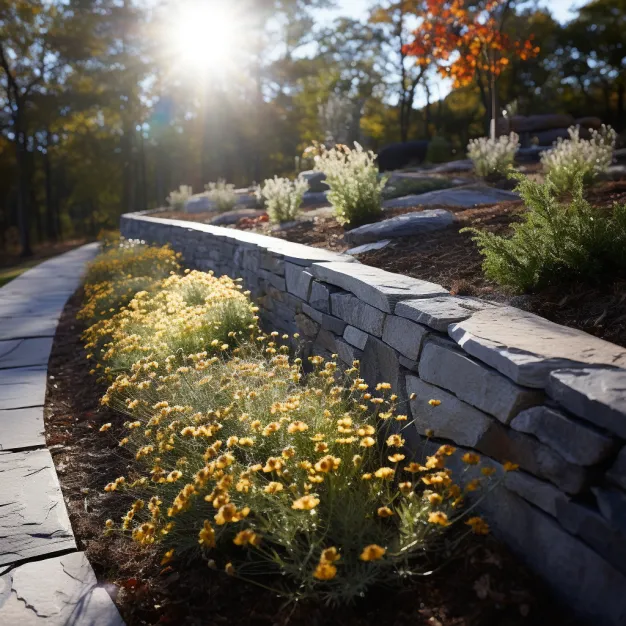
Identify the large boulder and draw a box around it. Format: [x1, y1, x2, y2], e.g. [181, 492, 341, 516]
[503, 114, 576, 134]
[298, 170, 329, 193]
[377, 140, 429, 172]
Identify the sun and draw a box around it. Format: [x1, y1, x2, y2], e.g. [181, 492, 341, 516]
[171, 1, 246, 75]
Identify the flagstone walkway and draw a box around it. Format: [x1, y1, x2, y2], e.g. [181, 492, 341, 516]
[0, 244, 124, 625]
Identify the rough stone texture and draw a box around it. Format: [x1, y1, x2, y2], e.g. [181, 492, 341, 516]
[0, 551, 125, 625]
[607, 447, 626, 490]
[0, 407, 45, 451]
[504, 470, 570, 517]
[316, 329, 338, 353]
[382, 316, 428, 361]
[0, 316, 57, 341]
[320, 314, 346, 335]
[418, 340, 543, 423]
[210, 208, 265, 225]
[308, 281, 335, 313]
[330, 292, 386, 336]
[382, 184, 518, 210]
[593, 488, 626, 536]
[0, 338, 54, 370]
[406, 375, 497, 448]
[294, 313, 319, 338]
[0, 449, 75, 565]
[396, 296, 493, 332]
[547, 369, 626, 439]
[0, 367, 47, 410]
[346, 240, 391, 256]
[312, 261, 447, 313]
[344, 210, 456, 245]
[335, 338, 363, 366]
[343, 326, 369, 350]
[510, 405, 617, 466]
[301, 303, 323, 324]
[285, 263, 313, 301]
[449, 306, 626, 388]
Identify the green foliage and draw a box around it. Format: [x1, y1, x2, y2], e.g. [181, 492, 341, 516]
[167, 185, 193, 211]
[467, 133, 520, 178]
[425, 137, 453, 164]
[382, 176, 453, 201]
[205, 180, 238, 213]
[463, 174, 626, 292]
[259, 176, 308, 224]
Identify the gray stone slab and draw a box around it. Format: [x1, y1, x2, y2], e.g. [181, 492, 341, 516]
[335, 338, 363, 366]
[418, 340, 543, 424]
[0, 297, 66, 319]
[382, 315, 428, 361]
[301, 303, 323, 324]
[320, 313, 346, 335]
[316, 329, 338, 353]
[0, 367, 47, 410]
[0, 407, 45, 451]
[395, 296, 493, 332]
[449, 306, 626, 388]
[346, 240, 391, 256]
[0, 449, 75, 565]
[382, 184, 518, 210]
[504, 470, 570, 517]
[331, 292, 386, 336]
[0, 551, 124, 625]
[0, 338, 53, 370]
[510, 405, 618, 466]
[607, 447, 626, 490]
[314, 261, 447, 313]
[345, 210, 456, 245]
[548, 369, 626, 439]
[285, 263, 313, 301]
[343, 326, 369, 350]
[0, 316, 58, 340]
[210, 208, 265, 225]
[593, 487, 626, 536]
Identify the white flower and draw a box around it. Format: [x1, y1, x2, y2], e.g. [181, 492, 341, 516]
[260, 176, 308, 224]
[166, 185, 193, 210]
[467, 133, 519, 178]
[205, 179, 237, 212]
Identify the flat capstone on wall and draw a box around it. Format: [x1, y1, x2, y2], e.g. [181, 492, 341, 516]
[121, 211, 626, 626]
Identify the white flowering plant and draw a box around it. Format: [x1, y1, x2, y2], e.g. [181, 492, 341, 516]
[259, 176, 308, 224]
[312, 142, 386, 226]
[467, 133, 520, 178]
[206, 179, 238, 212]
[540, 125, 616, 193]
[167, 185, 193, 210]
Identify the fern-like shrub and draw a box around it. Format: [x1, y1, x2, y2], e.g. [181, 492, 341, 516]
[540, 125, 616, 193]
[313, 142, 386, 226]
[467, 133, 519, 178]
[206, 179, 238, 212]
[167, 185, 193, 210]
[259, 176, 308, 224]
[463, 174, 626, 292]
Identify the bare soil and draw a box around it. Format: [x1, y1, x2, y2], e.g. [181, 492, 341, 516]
[45, 291, 581, 626]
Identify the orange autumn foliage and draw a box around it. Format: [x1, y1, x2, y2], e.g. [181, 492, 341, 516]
[403, 0, 540, 88]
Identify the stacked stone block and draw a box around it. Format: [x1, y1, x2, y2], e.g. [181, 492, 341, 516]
[121, 211, 626, 626]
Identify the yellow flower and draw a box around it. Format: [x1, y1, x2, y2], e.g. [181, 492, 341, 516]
[466, 516, 490, 535]
[399, 482, 413, 495]
[386, 434, 404, 447]
[313, 562, 337, 580]
[225, 562, 236, 576]
[388, 453, 405, 463]
[166, 470, 183, 482]
[234, 529, 261, 546]
[374, 467, 394, 480]
[428, 511, 450, 526]
[428, 399, 441, 407]
[436, 444, 456, 457]
[404, 462, 426, 473]
[465, 478, 481, 492]
[462, 452, 481, 465]
[377, 506, 394, 518]
[263, 457, 283, 473]
[427, 493, 443, 505]
[503, 461, 519, 472]
[161, 549, 174, 565]
[99, 423, 112, 432]
[198, 520, 216, 548]
[314, 455, 341, 473]
[320, 547, 341, 563]
[264, 481, 284, 494]
[292, 495, 320, 510]
[360, 544, 386, 561]
[481, 467, 497, 476]
[287, 421, 308, 433]
[315, 442, 329, 453]
[359, 436, 376, 448]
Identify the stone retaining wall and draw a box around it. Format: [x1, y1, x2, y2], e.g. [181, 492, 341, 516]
[121, 212, 626, 626]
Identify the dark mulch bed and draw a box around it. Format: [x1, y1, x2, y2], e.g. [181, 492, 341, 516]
[45, 290, 582, 626]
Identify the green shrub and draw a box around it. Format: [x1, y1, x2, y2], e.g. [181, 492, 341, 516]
[206, 179, 238, 213]
[463, 173, 626, 292]
[259, 176, 308, 224]
[313, 142, 387, 226]
[467, 133, 519, 178]
[540, 125, 616, 194]
[167, 185, 193, 210]
[426, 136, 452, 164]
[382, 177, 453, 201]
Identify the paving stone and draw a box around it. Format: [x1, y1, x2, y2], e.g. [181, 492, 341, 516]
[344, 210, 456, 245]
[0, 407, 45, 451]
[285, 263, 313, 301]
[312, 261, 447, 313]
[548, 369, 626, 439]
[0, 551, 124, 625]
[0, 337, 54, 370]
[449, 306, 626, 388]
[335, 338, 363, 366]
[395, 296, 493, 332]
[418, 340, 543, 424]
[406, 375, 497, 448]
[346, 240, 391, 255]
[382, 315, 428, 361]
[382, 184, 519, 210]
[607, 447, 626, 490]
[0, 367, 47, 410]
[0, 449, 75, 565]
[593, 487, 626, 536]
[330, 292, 386, 336]
[0, 296, 66, 319]
[343, 326, 369, 350]
[0, 316, 58, 341]
[504, 469, 570, 517]
[510, 405, 618, 466]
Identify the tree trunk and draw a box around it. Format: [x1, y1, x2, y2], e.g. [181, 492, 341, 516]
[15, 108, 32, 257]
[424, 82, 432, 139]
[44, 128, 57, 242]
